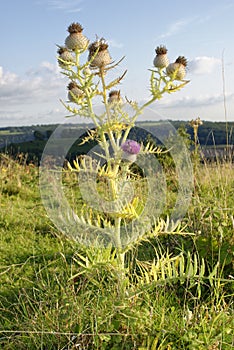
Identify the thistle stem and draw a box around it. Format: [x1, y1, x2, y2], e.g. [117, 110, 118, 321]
[114, 217, 125, 270]
[99, 67, 118, 155]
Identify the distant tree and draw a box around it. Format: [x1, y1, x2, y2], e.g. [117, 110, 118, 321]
[46, 130, 53, 139]
[34, 130, 45, 140]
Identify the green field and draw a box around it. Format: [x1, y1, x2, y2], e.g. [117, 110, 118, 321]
[0, 153, 233, 349]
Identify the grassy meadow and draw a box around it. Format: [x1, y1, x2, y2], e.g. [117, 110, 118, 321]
[0, 151, 233, 349]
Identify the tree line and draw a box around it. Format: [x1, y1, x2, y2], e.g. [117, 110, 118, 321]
[0, 121, 233, 164]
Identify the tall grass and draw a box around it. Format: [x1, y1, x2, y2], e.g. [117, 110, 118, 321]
[0, 152, 233, 349]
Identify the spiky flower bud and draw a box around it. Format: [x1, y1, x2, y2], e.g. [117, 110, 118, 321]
[88, 39, 112, 68]
[153, 45, 169, 68]
[83, 67, 92, 76]
[57, 47, 75, 67]
[65, 22, 89, 50]
[190, 117, 203, 128]
[108, 90, 122, 105]
[67, 82, 83, 102]
[166, 55, 188, 80]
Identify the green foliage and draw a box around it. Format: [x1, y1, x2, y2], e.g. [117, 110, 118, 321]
[0, 156, 233, 349]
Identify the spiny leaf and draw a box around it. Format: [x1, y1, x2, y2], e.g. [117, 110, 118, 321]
[105, 70, 127, 90]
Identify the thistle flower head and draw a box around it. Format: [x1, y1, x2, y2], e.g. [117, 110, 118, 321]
[155, 45, 168, 55]
[175, 56, 188, 67]
[108, 90, 122, 104]
[67, 82, 83, 102]
[153, 45, 169, 68]
[121, 140, 141, 155]
[190, 117, 203, 128]
[83, 66, 92, 76]
[67, 81, 79, 90]
[67, 22, 83, 34]
[88, 38, 109, 55]
[88, 38, 111, 68]
[166, 55, 188, 80]
[65, 22, 89, 50]
[57, 46, 69, 55]
[57, 46, 75, 66]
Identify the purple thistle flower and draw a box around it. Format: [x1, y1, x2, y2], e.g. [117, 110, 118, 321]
[121, 140, 141, 155]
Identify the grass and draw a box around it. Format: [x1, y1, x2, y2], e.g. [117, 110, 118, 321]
[0, 130, 24, 135]
[0, 153, 233, 349]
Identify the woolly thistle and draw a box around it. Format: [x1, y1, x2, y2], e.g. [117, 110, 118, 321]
[166, 56, 188, 80]
[121, 140, 141, 163]
[65, 22, 89, 50]
[67, 82, 83, 102]
[82, 67, 92, 76]
[88, 39, 112, 68]
[153, 45, 169, 68]
[190, 117, 203, 128]
[108, 90, 122, 105]
[53, 23, 191, 271]
[57, 47, 75, 67]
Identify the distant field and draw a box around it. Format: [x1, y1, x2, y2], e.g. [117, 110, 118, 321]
[0, 130, 24, 136]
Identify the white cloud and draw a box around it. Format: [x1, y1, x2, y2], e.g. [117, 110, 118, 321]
[188, 56, 221, 75]
[0, 63, 65, 105]
[158, 92, 234, 109]
[0, 63, 75, 126]
[0, 67, 18, 86]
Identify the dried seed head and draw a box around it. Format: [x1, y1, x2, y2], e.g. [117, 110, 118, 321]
[67, 22, 83, 34]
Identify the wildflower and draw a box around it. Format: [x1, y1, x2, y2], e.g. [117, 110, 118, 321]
[88, 38, 112, 68]
[121, 140, 141, 162]
[65, 22, 89, 50]
[83, 67, 92, 76]
[166, 56, 188, 80]
[67, 82, 83, 102]
[153, 45, 169, 68]
[108, 90, 122, 105]
[57, 46, 75, 67]
[190, 117, 203, 128]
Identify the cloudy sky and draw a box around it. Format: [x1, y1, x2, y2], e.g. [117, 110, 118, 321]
[0, 0, 234, 127]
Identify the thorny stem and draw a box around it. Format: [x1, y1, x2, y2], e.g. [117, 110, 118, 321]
[84, 87, 100, 127]
[114, 216, 125, 290]
[99, 67, 118, 155]
[122, 70, 189, 143]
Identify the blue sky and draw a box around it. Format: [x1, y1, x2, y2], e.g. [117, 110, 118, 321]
[1, 0, 234, 126]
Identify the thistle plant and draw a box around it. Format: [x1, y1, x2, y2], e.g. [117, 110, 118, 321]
[55, 22, 190, 272]
[190, 117, 203, 167]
